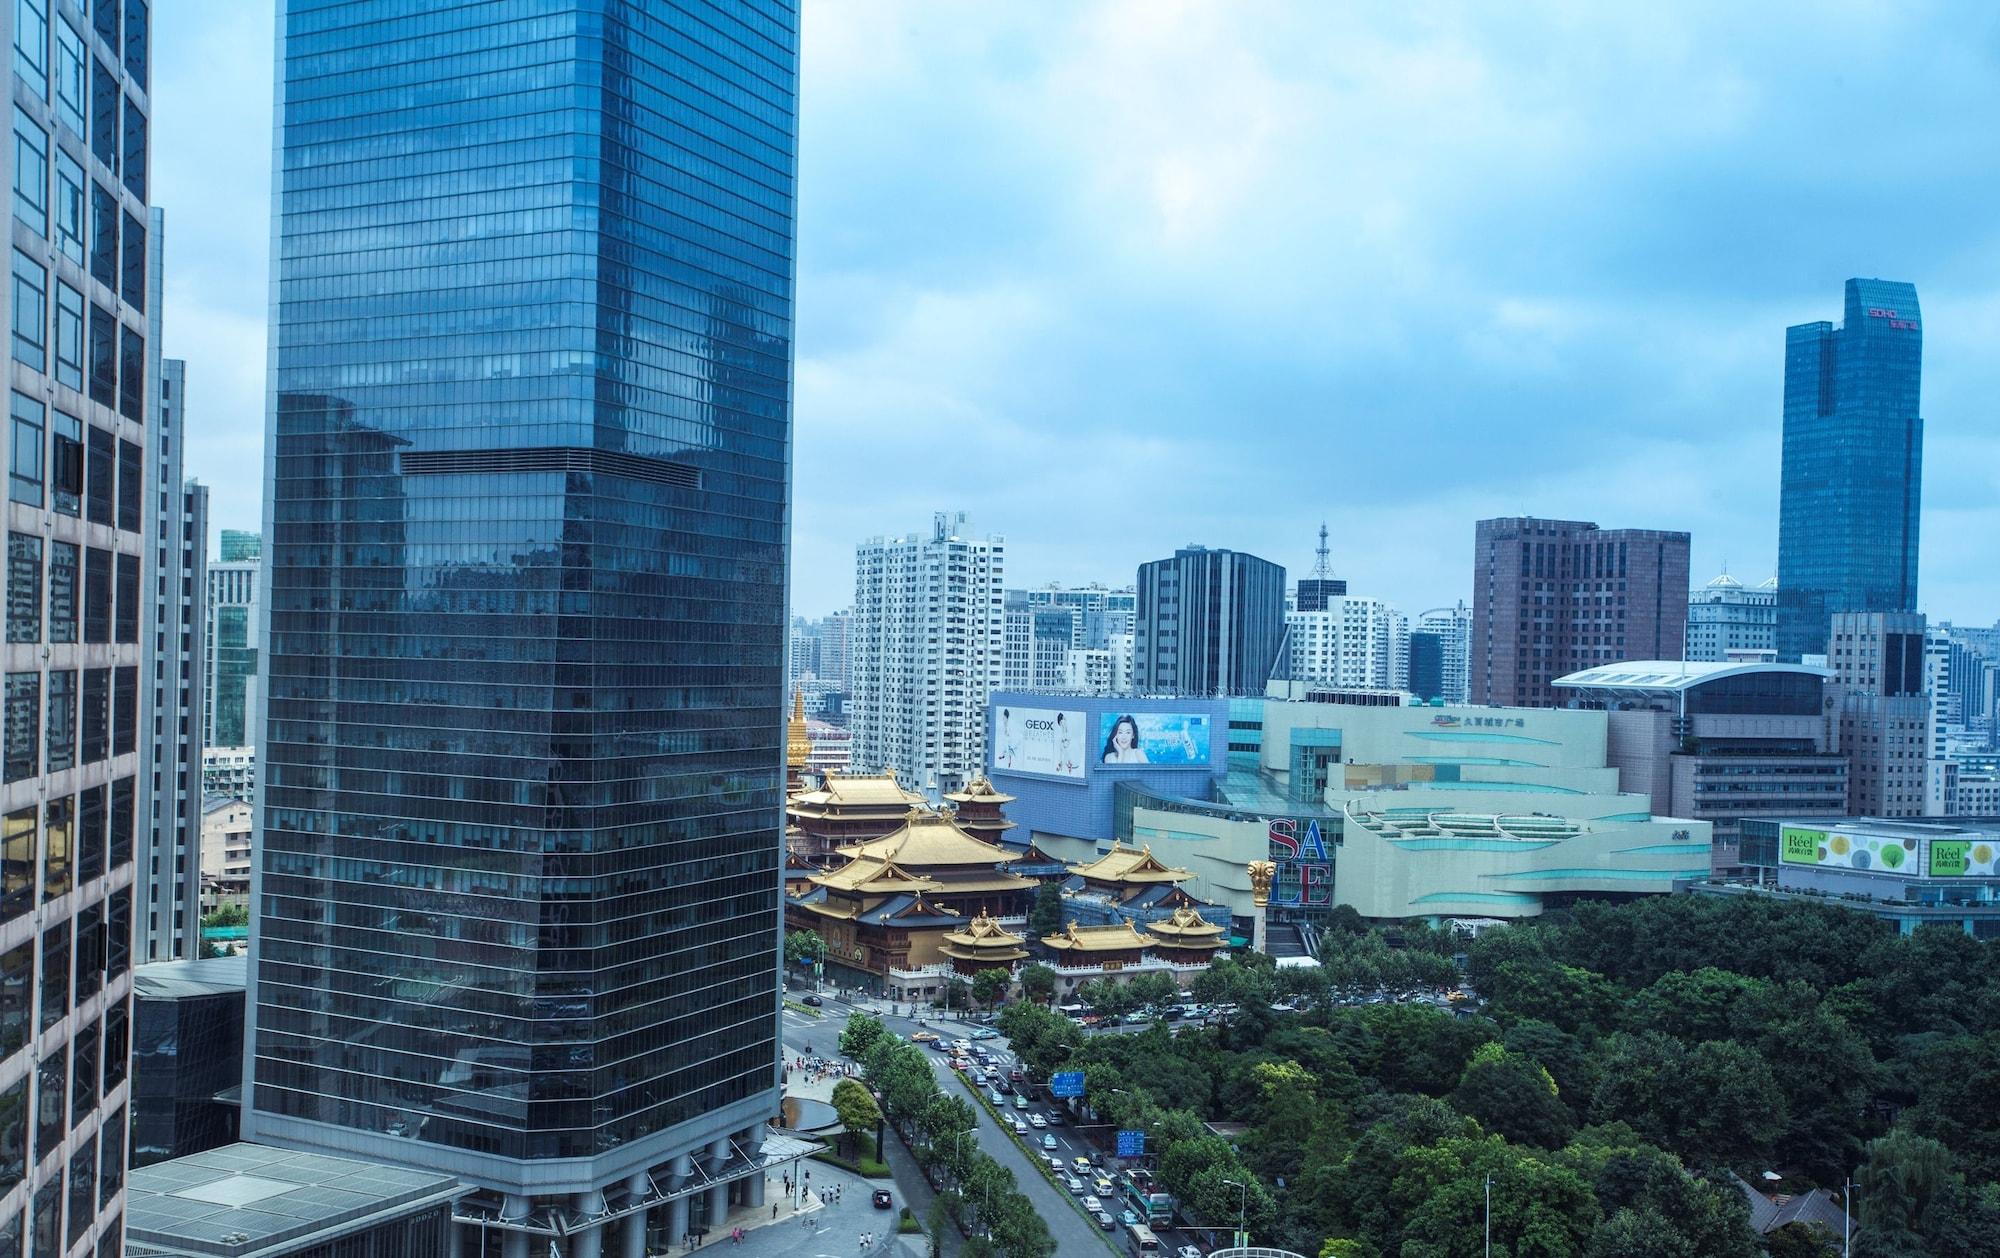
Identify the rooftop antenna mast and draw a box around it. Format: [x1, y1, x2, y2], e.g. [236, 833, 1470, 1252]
[1312, 521, 1334, 581]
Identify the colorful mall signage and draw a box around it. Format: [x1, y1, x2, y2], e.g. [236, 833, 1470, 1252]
[1267, 817, 1334, 906]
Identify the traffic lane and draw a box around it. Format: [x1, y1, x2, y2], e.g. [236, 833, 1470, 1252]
[916, 1044, 1111, 1256]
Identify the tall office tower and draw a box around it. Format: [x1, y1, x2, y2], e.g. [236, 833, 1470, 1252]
[851, 512, 1004, 795]
[1470, 517, 1691, 707]
[1284, 596, 1408, 691]
[216, 529, 257, 563]
[815, 609, 850, 691]
[1416, 602, 1472, 704]
[1014, 582, 1137, 649]
[1294, 522, 1348, 612]
[1928, 628, 1955, 816]
[200, 536, 257, 750]
[1134, 546, 1287, 697]
[1829, 611, 1930, 817]
[1408, 631, 1444, 703]
[138, 348, 207, 962]
[1776, 280, 1923, 662]
[1686, 573, 1777, 662]
[3, 1, 154, 1250]
[247, 4, 799, 1252]
[1001, 592, 1076, 692]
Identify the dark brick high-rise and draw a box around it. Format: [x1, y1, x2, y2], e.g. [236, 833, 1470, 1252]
[1471, 518, 1691, 707]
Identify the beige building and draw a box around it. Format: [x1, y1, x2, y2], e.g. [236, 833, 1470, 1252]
[200, 794, 253, 907]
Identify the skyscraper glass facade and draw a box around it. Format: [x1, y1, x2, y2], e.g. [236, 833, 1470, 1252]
[248, 0, 797, 1219]
[1776, 279, 1922, 662]
[4, 0, 151, 1250]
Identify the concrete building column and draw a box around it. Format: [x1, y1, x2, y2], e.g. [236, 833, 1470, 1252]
[666, 1155, 692, 1245]
[619, 1171, 649, 1258]
[569, 1191, 605, 1258]
[738, 1126, 766, 1207]
[500, 1196, 532, 1258]
[705, 1136, 731, 1227]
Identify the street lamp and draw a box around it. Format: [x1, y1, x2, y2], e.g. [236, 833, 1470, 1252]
[1484, 1174, 1492, 1258]
[1222, 1177, 1249, 1249]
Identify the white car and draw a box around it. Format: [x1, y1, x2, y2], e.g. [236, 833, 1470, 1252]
[1011, 1117, 1027, 1134]
[1063, 1174, 1084, 1195]
[1028, 1114, 1046, 1129]
[1177, 1248, 1204, 1258]
[1082, 1196, 1102, 1214]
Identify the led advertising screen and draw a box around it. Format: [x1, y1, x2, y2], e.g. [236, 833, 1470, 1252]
[1782, 825, 1915, 872]
[991, 706, 1087, 779]
[1096, 712, 1211, 767]
[1928, 838, 2000, 878]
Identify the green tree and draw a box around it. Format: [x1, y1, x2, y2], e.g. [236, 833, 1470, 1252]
[1858, 1128, 1954, 1241]
[840, 1011, 887, 1061]
[1451, 1043, 1574, 1149]
[1766, 1222, 1838, 1258]
[971, 967, 1009, 1012]
[1018, 962, 1057, 1004]
[1127, 971, 1181, 1011]
[202, 903, 249, 929]
[1625, 967, 1770, 1042]
[831, 1077, 880, 1158]
[1029, 881, 1063, 937]
[1588, 1032, 1785, 1169]
[785, 928, 824, 969]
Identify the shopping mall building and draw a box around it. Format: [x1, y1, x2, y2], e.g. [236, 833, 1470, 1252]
[987, 690, 1711, 931]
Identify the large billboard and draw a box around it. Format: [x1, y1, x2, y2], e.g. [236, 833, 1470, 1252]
[1781, 825, 1916, 872]
[992, 706, 1086, 779]
[1096, 712, 1211, 767]
[1928, 838, 2000, 878]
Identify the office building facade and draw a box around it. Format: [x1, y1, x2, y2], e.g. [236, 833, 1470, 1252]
[1776, 280, 1923, 662]
[1830, 611, 1930, 817]
[3, 0, 155, 1249]
[199, 536, 255, 753]
[1134, 546, 1286, 697]
[850, 512, 1004, 796]
[247, 3, 799, 1251]
[1471, 517, 1690, 707]
[1685, 573, 1777, 662]
[137, 347, 204, 964]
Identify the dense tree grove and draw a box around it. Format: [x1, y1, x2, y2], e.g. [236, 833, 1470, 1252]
[994, 896, 2000, 1256]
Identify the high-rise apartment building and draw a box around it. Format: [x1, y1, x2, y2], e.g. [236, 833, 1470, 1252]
[851, 512, 1004, 795]
[1001, 594, 1076, 693]
[814, 610, 850, 692]
[3, 2, 155, 1249]
[1776, 280, 1923, 662]
[1284, 596, 1408, 692]
[1134, 546, 1286, 697]
[1686, 573, 1777, 662]
[138, 347, 206, 963]
[200, 536, 257, 753]
[1830, 611, 1930, 817]
[1471, 517, 1691, 707]
[246, 4, 799, 1252]
[1013, 582, 1137, 648]
[1415, 602, 1472, 704]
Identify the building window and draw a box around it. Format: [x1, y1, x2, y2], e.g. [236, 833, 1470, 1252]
[32, 1176, 59, 1256]
[93, 0, 119, 57]
[47, 540, 77, 642]
[8, 392, 43, 505]
[112, 663, 135, 752]
[45, 668, 73, 772]
[67, 1132, 96, 1246]
[117, 437, 140, 531]
[41, 795, 71, 903]
[99, 1101, 125, 1207]
[109, 776, 132, 867]
[6, 533, 40, 644]
[90, 56, 117, 172]
[51, 411, 80, 515]
[89, 179, 116, 287]
[2, 674, 37, 783]
[87, 301, 115, 406]
[33, 1044, 64, 1164]
[120, 208, 144, 311]
[118, 324, 143, 421]
[51, 280, 83, 392]
[55, 19, 84, 137]
[0, 940, 30, 1054]
[80, 665, 107, 762]
[11, 250, 47, 370]
[76, 784, 104, 888]
[13, 110, 48, 237]
[122, 96, 145, 201]
[54, 150, 83, 266]
[14, 0, 48, 96]
[86, 424, 114, 525]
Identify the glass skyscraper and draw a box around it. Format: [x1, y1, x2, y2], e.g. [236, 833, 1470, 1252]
[1776, 279, 1922, 662]
[246, 2, 797, 1251]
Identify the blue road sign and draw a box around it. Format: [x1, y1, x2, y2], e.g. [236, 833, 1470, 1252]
[1050, 1070, 1085, 1098]
[1116, 1129, 1146, 1157]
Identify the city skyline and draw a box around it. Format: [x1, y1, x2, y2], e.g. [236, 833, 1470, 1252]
[154, 2, 2000, 628]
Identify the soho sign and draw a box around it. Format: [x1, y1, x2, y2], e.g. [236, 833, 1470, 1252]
[1265, 817, 1334, 906]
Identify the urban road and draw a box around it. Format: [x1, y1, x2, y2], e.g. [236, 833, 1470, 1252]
[783, 991, 1124, 1258]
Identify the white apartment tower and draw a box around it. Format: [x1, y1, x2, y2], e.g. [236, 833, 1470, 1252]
[851, 512, 1004, 796]
[1286, 596, 1410, 692]
[1417, 602, 1472, 704]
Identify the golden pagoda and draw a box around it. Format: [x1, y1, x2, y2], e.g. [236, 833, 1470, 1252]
[1145, 905, 1228, 964]
[938, 911, 1029, 976]
[785, 690, 812, 795]
[942, 776, 1017, 846]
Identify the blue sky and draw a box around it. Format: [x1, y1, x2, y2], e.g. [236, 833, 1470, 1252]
[157, 1, 2000, 624]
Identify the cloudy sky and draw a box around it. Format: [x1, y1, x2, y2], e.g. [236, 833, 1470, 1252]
[157, 1, 2000, 624]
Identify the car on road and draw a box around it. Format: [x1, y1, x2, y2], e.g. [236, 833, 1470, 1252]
[1073, 1156, 1092, 1174]
[989, 1088, 1005, 1105]
[1095, 1211, 1115, 1231]
[1011, 1117, 1027, 1134]
[1044, 1109, 1063, 1126]
[801, 995, 822, 1007]
[1063, 1174, 1084, 1194]
[1121, 1209, 1140, 1228]
[953, 1039, 972, 1052]
[1028, 1114, 1046, 1129]
[930, 1039, 952, 1052]
[1082, 1197, 1102, 1214]
[1177, 1247, 1203, 1258]
[1041, 1133, 1058, 1151]
[910, 1031, 938, 1043]
[951, 1060, 969, 1072]
[970, 1028, 999, 1040]
[1094, 1177, 1114, 1197]
[1012, 1094, 1029, 1110]
[872, 1189, 893, 1210]
[1045, 1155, 1064, 1173]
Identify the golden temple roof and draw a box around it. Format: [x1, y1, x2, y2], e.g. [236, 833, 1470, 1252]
[787, 690, 812, 768]
[789, 772, 928, 816]
[940, 911, 1028, 956]
[811, 856, 938, 895]
[1041, 920, 1156, 953]
[1069, 843, 1189, 885]
[943, 776, 1016, 805]
[836, 809, 1022, 868]
[1146, 907, 1227, 947]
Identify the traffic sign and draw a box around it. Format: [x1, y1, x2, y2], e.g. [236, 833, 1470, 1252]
[1116, 1129, 1146, 1157]
[1050, 1070, 1085, 1098]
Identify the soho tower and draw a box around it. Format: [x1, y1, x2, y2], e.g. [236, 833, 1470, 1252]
[1776, 279, 1923, 662]
[4, 0, 153, 1250]
[246, 4, 798, 1254]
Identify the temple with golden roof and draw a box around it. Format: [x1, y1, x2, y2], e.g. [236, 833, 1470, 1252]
[786, 771, 928, 865]
[941, 777, 1017, 846]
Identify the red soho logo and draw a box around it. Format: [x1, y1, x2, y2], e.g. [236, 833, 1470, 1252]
[1866, 308, 1920, 331]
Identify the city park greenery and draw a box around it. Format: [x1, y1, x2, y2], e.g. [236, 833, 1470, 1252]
[985, 895, 2000, 1257]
